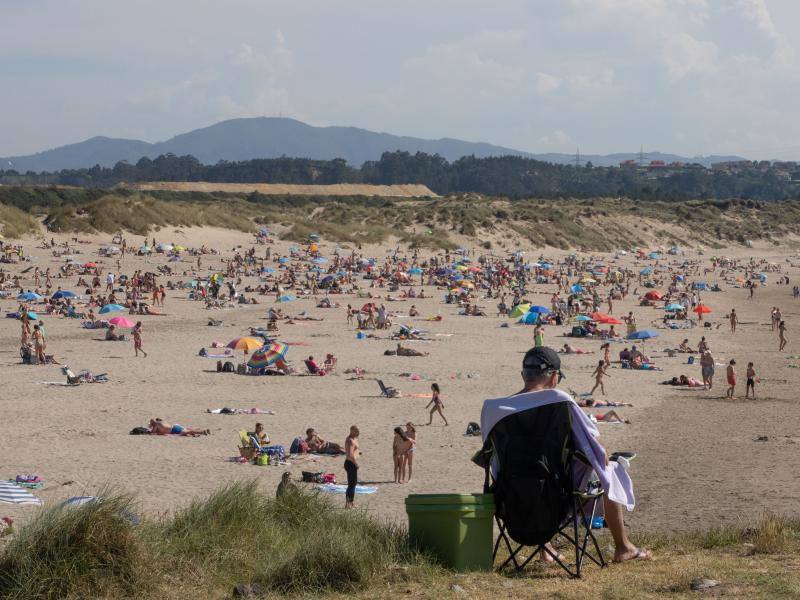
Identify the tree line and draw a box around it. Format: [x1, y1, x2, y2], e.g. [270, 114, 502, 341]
[1, 151, 799, 201]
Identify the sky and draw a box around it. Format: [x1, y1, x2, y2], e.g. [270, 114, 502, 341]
[2, 0, 800, 159]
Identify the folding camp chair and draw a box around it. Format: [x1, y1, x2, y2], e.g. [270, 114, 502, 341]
[377, 379, 400, 398]
[481, 400, 606, 578]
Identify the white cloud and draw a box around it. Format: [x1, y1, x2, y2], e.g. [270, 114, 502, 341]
[534, 72, 561, 94]
[661, 33, 718, 82]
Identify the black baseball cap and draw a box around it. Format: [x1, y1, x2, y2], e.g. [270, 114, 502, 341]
[522, 346, 564, 380]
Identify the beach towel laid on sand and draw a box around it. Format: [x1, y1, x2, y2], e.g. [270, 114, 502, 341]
[316, 483, 377, 495]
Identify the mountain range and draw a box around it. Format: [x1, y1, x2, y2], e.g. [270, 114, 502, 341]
[1, 117, 745, 172]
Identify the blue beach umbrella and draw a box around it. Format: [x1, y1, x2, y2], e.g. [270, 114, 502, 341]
[277, 294, 296, 303]
[640, 267, 652, 276]
[408, 268, 423, 275]
[99, 304, 125, 314]
[575, 315, 593, 322]
[52, 290, 77, 300]
[665, 303, 684, 311]
[627, 329, 659, 341]
[17, 292, 42, 301]
[527, 305, 551, 314]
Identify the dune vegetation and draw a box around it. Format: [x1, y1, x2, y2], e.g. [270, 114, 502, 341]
[1, 186, 800, 251]
[0, 483, 799, 599]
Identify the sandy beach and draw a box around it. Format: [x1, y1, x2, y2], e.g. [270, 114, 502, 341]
[1, 227, 798, 536]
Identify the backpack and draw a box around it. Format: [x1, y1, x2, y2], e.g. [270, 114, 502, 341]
[222, 361, 235, 373]
[465, 422, 481, 436]
[129, 426, 151, 435]
[487, 403, 573, 547]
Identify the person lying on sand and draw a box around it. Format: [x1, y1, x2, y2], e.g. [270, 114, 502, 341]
[591, 410, 631, 424]
[560, 343, 591, 354]
[148, 418, 209, 437]
[396, 343, 429, 357]
[305, 428, 344, 453]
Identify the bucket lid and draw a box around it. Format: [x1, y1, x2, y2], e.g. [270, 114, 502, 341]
[405, 493, 494, 506]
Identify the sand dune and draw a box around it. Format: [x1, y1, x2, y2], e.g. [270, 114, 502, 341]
[121, 181, 437, 197]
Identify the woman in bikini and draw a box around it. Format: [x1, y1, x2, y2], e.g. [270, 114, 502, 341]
[426, 383, 448, 426]
[590, 360, 610, 396]
[404, 422, 417, 482]
[392, 427, 415, 483]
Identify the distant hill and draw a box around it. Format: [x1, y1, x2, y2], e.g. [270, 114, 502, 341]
[1, 117, 746, 172]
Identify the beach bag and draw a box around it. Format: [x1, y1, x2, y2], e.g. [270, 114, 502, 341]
[465, 422, 481, 436]
[302, 471, 324, 483]
[687, 355, 695, 365]
[129, 427, 150, 435]
[322, 473, 336, 484]
[256, 454, 270, 466]
[222, 361, 235, 373]
[198, 347, 207, 357]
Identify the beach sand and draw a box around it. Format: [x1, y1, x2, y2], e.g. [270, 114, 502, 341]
[1, 227, 798, 535]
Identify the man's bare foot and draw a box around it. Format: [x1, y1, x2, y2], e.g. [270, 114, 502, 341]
[613, 547, 652, 563]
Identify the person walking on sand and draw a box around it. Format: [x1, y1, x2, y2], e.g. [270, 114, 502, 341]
[700, 350, 715, 390]
[426, 383, 448, 426]
[726, 359, 737, 399]
[779, 320, 788, 351]
[746, 362, 757, 399]
[729, 308, 738, 334]
[344, 425, 360, 509]
[132, 321, 147, 357]
[590, 360, 610, 396]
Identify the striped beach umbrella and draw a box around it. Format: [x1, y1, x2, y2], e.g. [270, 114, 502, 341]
[0, 480, 42, 505]
[247, 341, 289, 369]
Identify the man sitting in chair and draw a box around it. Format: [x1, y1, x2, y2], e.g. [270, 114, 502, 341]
[481, 346, 651, 564]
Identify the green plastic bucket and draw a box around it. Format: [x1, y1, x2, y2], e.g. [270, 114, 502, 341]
[405, 493, 495, 571]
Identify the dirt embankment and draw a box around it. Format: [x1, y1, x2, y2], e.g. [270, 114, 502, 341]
[120, 181, 437, 197]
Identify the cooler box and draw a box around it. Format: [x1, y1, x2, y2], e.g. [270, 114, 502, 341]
[405, 493, 495, 571]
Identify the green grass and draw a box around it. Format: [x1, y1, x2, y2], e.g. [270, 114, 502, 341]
[0, 203, 38, 238]
[1, 485, 800, 599]
[0, 482, 432, 600]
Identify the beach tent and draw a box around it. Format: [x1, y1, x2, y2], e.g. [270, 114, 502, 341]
[0, 480, 42, 505]
[518, 312, 540, 325]
[509, 303, 531, 318]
